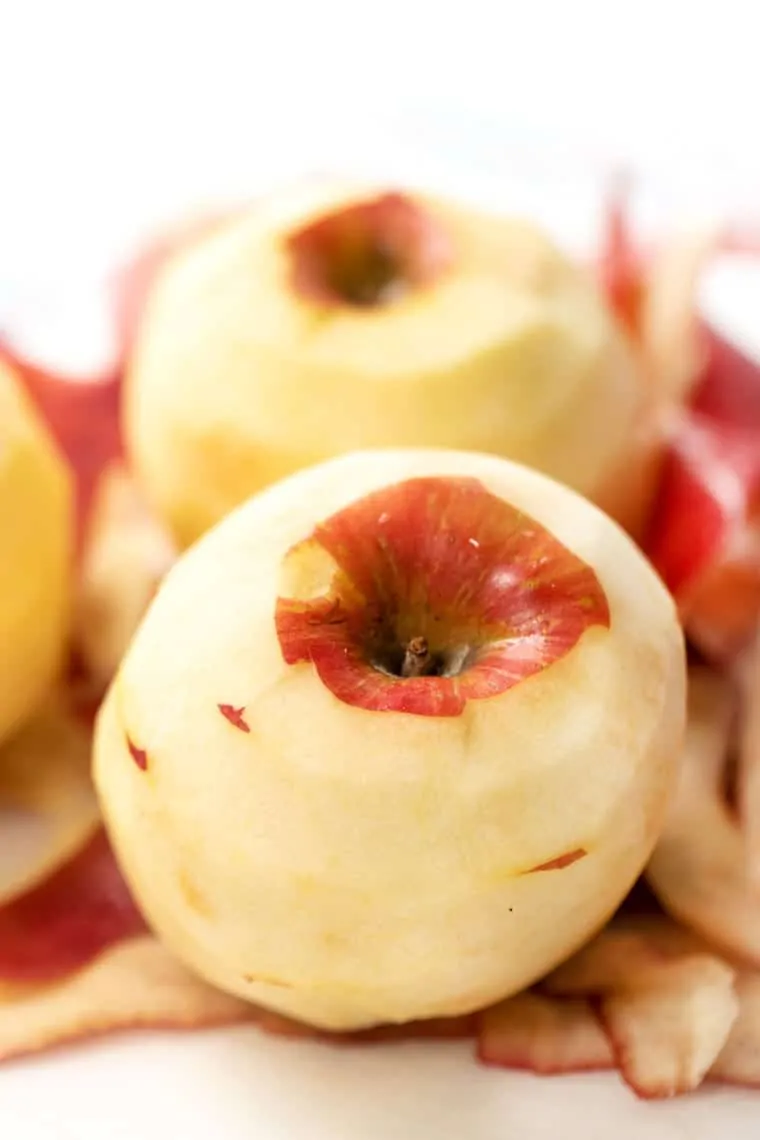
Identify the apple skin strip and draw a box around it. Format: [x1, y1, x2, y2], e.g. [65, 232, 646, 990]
[736, 630, 760, 885]
[74, 465, 175, 692]
[648, 667, 760, 966]
[710, 971, 760, 1088]
[0, 703, 99, 909]
[477, 992, 614, 1076]
[543, 914, 738, 1099]
[0, 829, 146, 986]
[0, 936, 254, 1064]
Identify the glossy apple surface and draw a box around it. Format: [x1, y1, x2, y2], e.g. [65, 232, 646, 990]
[94, 449, 684, 1030]
[0, 359, 72, 744]
[125, 181, 647, 547]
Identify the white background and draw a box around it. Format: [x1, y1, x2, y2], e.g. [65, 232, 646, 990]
[1, 0, 760, 283]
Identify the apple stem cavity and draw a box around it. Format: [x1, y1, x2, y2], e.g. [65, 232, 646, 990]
[275, 476, 611, 717]
[286, 192, 452, 310]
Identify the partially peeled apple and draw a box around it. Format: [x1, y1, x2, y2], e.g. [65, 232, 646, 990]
[0, 359, 71, 744]
[125, 181, 651, 547]
[94, 449, 685, 1031]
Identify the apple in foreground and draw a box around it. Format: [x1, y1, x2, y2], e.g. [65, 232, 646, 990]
[94, 449, 685, 1030]
[0, 360, 72, 745]
[125, 181, 650, 547]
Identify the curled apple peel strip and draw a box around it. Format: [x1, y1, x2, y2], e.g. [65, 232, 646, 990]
[74, 465, 176, 693]
[543, 915, 738, 1098]
[737, 628, 760, 885]
[477, 992, 614, 1076]
[0, 828, 146, 986]
[711, 971, 760, 1088]
[647, 667, 760, 966]
[0, 703, 99, 909]
[638, 227, 722, 407]
[0, 937, 254, 1065]
[599, 178, 722, 408]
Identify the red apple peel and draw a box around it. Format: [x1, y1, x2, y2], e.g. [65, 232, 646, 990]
[218, 704, 251, 733]
[647, 667, 760, 965]
[0, 830, 146, 985]
[126, 738, 149, 772]
[276, 476, 610, 716]
[477, 991, 614, 1075]
[710, 972, 760, 1088]
[0, 937, 253, 1065]
[544, 915, 738, 1098]
[525, 848, 587, 874]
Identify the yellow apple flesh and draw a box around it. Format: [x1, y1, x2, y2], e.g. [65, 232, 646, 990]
[125, 182, 647, 547]
[94, 449, 684, 1030]
[0, 360, 72, 743]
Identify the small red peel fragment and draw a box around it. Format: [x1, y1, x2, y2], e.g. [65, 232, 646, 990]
[218, 704, 251, 733]
[526, 848, 587, 873]
[126, 736, 148, 771]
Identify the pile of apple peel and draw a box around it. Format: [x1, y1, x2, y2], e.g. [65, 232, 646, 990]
[0, 184, 759, 1104]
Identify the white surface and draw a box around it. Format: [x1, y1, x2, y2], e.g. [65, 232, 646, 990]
[1, 4, 759, 1134]
[0, 1028, 758, 1140]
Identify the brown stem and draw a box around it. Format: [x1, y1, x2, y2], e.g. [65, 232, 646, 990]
[401, 636, 431, 678]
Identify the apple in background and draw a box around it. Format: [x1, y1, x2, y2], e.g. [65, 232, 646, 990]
[0, 359, 72, 745]
[0, 287, 122, 538]
[124, 180, 650, 548]
[112, 208, 235, 359]
[94, 449, 684, 1031]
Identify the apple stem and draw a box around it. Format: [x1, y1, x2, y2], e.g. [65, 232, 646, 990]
[402, 636, 431, 678]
